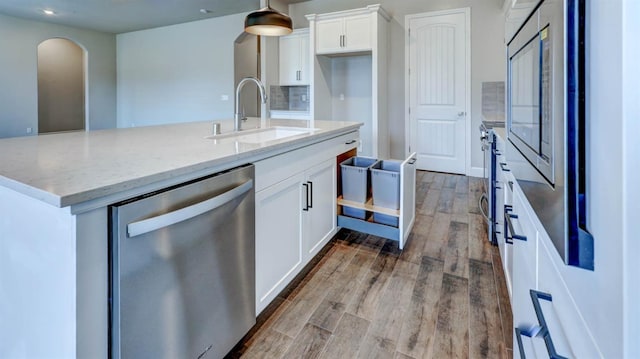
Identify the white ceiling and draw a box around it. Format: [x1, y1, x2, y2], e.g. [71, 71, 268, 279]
[0, 0, 306, 34]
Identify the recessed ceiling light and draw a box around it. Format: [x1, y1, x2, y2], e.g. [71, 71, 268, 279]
[199, 9, 213, 14]
[43, 9, 55, 15]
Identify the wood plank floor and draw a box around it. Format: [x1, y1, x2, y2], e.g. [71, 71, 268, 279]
[228, 171, 513, 359]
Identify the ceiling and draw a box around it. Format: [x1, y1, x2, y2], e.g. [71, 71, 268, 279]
[0, 0, 306, 34]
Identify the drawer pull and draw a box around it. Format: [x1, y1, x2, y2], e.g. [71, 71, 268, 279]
[500, 162, 511, 172]
[408, 158, 417, 165]
[504, 205, 527, 244]
[524, 290, 569, 359]
[345, 139, 357, 145]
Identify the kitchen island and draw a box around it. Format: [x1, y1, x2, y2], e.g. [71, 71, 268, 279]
[0, 118, 361, 358]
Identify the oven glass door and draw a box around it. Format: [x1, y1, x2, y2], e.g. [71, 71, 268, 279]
[509, 27, 553, 166]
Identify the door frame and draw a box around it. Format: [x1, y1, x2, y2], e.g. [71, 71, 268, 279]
[404, 8, 471, 175]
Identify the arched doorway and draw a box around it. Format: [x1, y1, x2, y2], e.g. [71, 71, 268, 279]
[37, 38, 86, 134]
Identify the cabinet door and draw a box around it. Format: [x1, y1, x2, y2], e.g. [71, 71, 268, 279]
[344, 15, 371, 51]
[302, 159, 336, 262]
[279, 35, 299, 85]
[316, 18, 344, 54]
[299, 34, 310, 84]
[255, 172, 305, 315]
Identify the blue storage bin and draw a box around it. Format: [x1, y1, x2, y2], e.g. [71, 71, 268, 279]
[343, 206, 367, 220]
[371, 160, 402, 210]
[373, 213, 399, 227]
[340, 157, 379, 203]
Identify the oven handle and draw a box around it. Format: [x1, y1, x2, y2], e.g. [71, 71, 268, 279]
[127, 179, 253, 237]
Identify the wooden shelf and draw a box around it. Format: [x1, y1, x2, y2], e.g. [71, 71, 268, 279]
[337, 196, 400, 217]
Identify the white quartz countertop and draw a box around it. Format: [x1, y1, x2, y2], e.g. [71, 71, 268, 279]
[0, 119, 361, 208]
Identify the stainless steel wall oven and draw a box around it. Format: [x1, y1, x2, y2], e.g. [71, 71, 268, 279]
[506, 0, 593, 269]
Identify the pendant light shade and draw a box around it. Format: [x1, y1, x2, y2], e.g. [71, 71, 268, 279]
[244, 2, 293, 36]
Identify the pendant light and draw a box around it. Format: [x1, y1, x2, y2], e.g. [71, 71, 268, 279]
[244, 0, 293, 36]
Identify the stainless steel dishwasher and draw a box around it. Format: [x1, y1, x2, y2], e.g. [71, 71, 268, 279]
[109, 164, 255, 359]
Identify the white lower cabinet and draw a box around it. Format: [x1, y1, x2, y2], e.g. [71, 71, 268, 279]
[255, 160, 337, 315]
[255, 172, 305, 315]
[509, 183, 599, 358]
[302, 159, 337, 263]
[254, 131, 358, 315]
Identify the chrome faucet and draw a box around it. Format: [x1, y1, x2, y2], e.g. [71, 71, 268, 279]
[234, 77, 267, 132]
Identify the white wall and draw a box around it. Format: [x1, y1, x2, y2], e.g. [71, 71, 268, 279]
[289, 0, 505, 166]
[330, 56, 373, 155]
[0, 13, 117, 138]
[116, 13, 247, 128]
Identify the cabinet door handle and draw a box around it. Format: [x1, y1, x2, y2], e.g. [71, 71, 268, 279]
[504, 205, 527, 243]
[302, 183, 309, 211]
[500, 162, 511, 172]
[345, 139, 357, 145]
[307, 181, 313, 209]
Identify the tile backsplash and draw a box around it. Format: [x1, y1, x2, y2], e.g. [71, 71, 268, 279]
[270, 85, 310, 112]
[481, 81, 505, 122]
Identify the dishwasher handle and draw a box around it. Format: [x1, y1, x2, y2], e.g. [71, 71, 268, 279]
[127, 179, 253, 238]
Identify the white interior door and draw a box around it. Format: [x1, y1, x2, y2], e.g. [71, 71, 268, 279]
[408, 10, 469, 174]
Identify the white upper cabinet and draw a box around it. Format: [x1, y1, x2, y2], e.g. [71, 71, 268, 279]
[316, 14, 371, 54]
[306, 5, 391, 158]
[279, 28, 310, 85]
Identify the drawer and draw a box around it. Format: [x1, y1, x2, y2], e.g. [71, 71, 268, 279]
[537, 233, 600, 358]
[255, 131, 359, 192]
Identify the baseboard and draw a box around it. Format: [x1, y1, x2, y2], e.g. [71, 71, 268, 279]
[468, 166, 484, 178]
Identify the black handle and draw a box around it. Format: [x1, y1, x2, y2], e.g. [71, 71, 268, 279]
[500, 162, 511, 172]
[345, 139, 357, 145]
[408, 158, 417, 165]
[302, 183, 309, 211]
[504, 205, 527, 243]
[307, 181, 313, 209]
[493, 149, 502, 156]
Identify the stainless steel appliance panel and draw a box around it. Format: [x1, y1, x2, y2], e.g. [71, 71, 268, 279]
[506, 0, 593, 269]
[110, 165, 255, 359]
